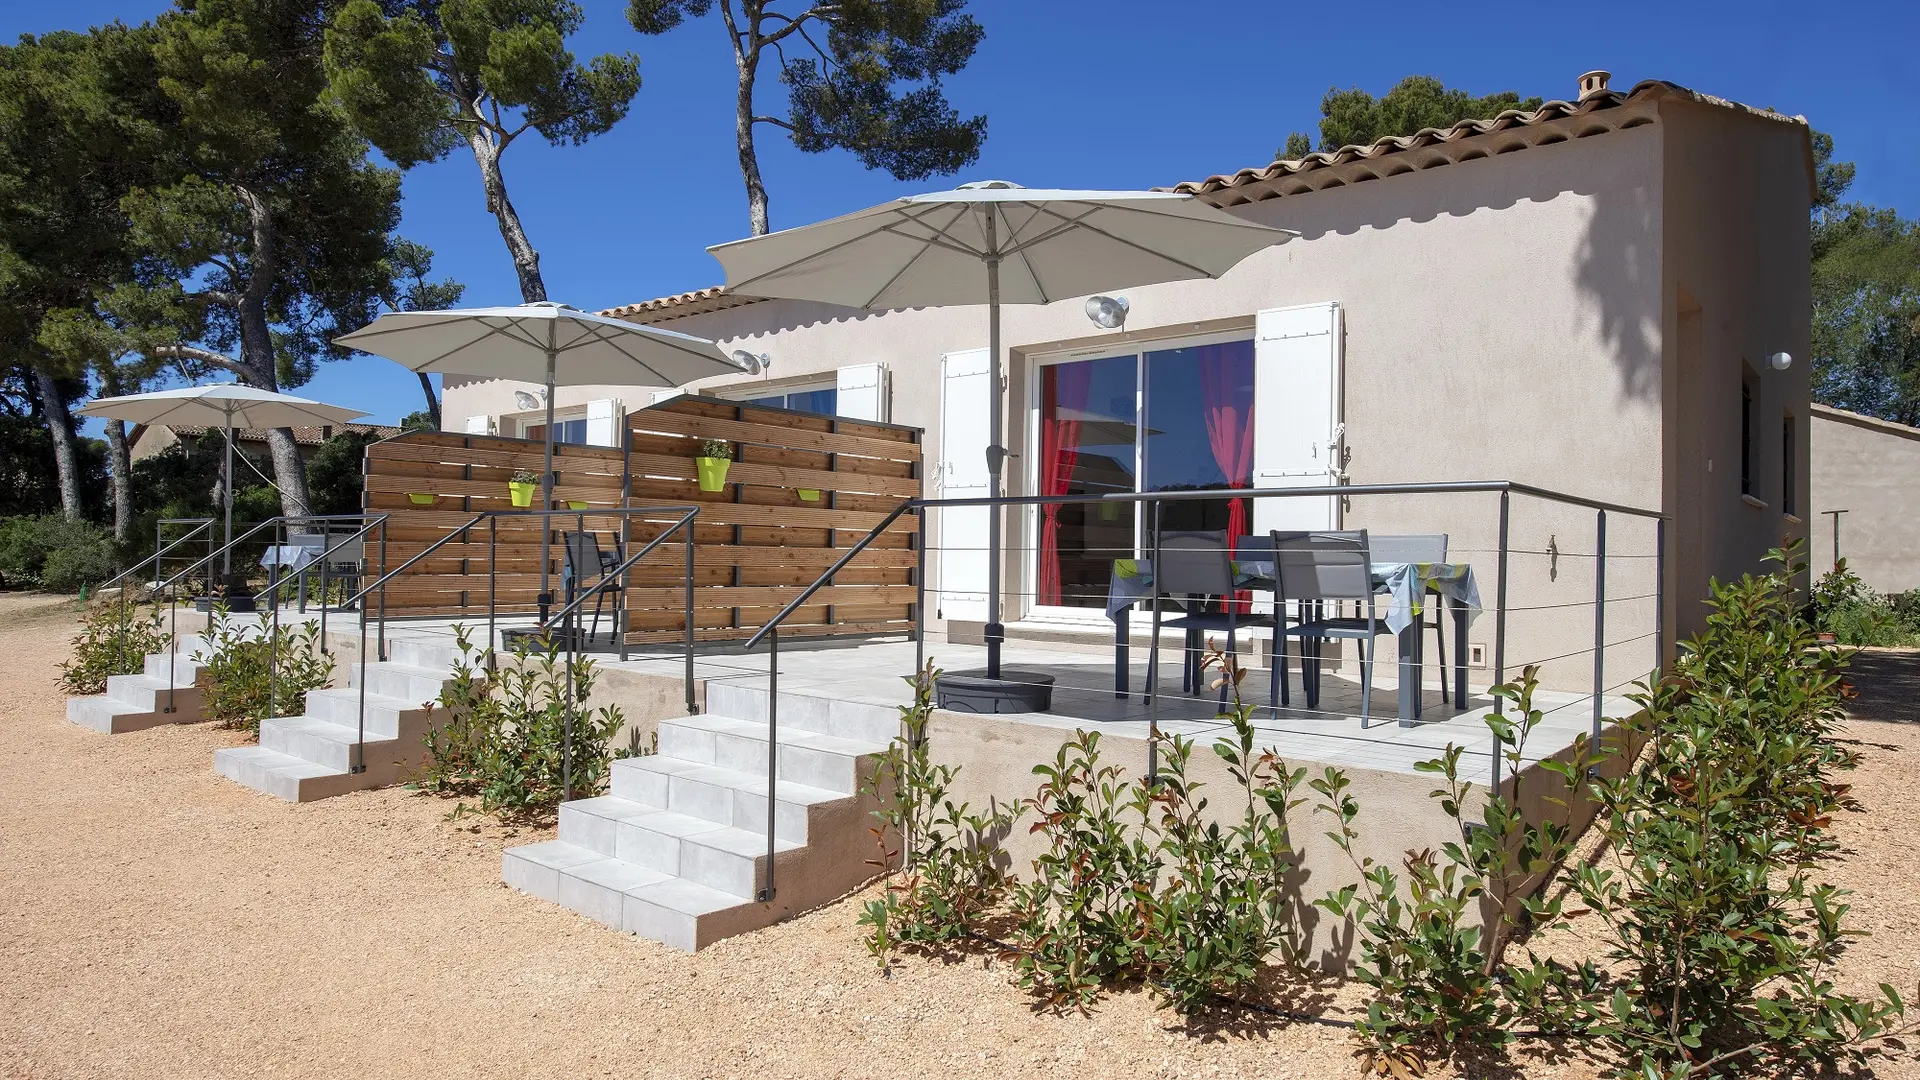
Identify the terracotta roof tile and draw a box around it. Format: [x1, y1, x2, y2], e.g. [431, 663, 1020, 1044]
[600, 285, 768, 325]
[163, 423, 402, 445]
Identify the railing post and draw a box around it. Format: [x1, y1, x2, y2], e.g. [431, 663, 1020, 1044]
[268, 520, 281, 722]
[1591, 509, 1607, 759]
[377, 525, 389, 662]
[318, 526, 330, 651]
[1654, 516, 1667, 675]
[914, 503, 927, 679]
[562, 599, 576, 803]
[759, 625, 778, 903]
[488, 515, 498, 671]
[1491, 489, 1511, 792]
[683, 513, 696, 715]
[354, 591, 368, 775]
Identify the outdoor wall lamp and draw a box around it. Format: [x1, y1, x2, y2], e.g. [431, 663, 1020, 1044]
[513, 389, 545, 410]
[1085, 295, 1129, 330]
[731, 350, 771, 374]
[1769, 351, 1793, 371]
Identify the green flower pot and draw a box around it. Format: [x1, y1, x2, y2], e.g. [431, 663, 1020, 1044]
[695, 456, 731, 492]
[798, 488, 821, 502]
[508, 481, 536, 508]
[567, 500, 589, 511]
[407, 492, 435, 506]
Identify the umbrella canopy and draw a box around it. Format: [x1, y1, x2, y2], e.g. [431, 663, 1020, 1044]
[707, 180, 1294, 678]
[334, 301, 746, 615]
[78, 384, 370, 576]
[708, 180, 1295, 309]
[77, 383, 369, 429]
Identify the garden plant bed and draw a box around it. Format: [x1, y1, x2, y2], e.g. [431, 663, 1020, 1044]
[4, 590, 1920, 1079]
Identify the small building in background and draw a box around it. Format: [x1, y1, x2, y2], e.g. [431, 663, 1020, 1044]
[1810, 404, 1920, 594]
[128, 422, 402, 466]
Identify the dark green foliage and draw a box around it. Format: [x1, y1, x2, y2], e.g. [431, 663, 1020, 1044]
[59, 596, 170, 693]
[0, 513, 118, 592]
[305, 431, 375, 517]
[412, 625, 626, 821]
[1810, 559, 1920, 646]
[1279, 74, 1542, 160]
[1507, 546, 1910, 1078]
[196, 605, 333, 732]
[1809, 131, 1920, 426]
[858, 660, 1017, 965]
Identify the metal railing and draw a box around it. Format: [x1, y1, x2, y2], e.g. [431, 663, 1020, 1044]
[737, 480, 1670, 901]
[99, 517, 216, 597]
[536, 506, 700, 799]
[340, 505, 705, 777]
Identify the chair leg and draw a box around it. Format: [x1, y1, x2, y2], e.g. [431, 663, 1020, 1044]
[1359, 637, 1373, 729]
[1220, 627, 1236, 708]
[1272, 634, 1287, 713]
[1147, 604, 1163, 705]
[1433, 615, 1448, 704]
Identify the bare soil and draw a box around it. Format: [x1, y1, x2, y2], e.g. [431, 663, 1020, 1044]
[3, 591, 1918, 1079]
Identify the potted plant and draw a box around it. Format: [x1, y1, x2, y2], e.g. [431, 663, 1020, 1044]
[508, 468, 539, 508]
[694, 438, 733, 492]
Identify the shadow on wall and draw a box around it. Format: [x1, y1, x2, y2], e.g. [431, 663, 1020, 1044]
[1575, 174, 1663, 402]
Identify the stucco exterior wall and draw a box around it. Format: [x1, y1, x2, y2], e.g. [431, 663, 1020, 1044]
[1810, 405, 1920, 593]
[445, 124, 1686, 694]
[1659, 100, 1813, 639]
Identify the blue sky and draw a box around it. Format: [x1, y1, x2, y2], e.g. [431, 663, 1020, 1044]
[10, 0, 1916, 426]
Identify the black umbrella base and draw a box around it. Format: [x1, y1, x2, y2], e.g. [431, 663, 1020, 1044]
[934, 669, 1056, 714]
[194, 578, 256, 613]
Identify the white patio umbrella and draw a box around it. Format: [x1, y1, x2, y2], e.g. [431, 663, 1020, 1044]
[333, 301, 745, 612]
[78, 384, 369, 575]
[707, 180, 1295, 677]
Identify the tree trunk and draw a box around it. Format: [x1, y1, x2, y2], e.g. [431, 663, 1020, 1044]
[34, 367, 84, 521]
[105, 418, 132, 543]
[734, 50, 770, 236]
[231, 184, 313, 519]
[417, 371, 441, 429]
[463, 127, 547, 303]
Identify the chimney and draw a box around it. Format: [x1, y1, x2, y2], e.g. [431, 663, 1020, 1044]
[1578, 70, 1612, 101]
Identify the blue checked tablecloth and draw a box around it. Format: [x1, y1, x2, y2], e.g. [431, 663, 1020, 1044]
[1109, 558, 1480, 634]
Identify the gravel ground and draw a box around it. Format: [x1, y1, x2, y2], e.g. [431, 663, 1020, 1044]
[3, 591, 1917, 1079]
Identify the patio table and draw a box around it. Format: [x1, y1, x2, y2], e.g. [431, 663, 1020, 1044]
[1107, 558, 1482, 724]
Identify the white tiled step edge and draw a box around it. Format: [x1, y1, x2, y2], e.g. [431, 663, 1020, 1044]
[212, 745, 371, 803]
[504, 841, 769, 953]
[211, 682, 439, 802]
[558, 795, 804, 897]
[657, 712, 887, 795]
[609, 755, 857, 844]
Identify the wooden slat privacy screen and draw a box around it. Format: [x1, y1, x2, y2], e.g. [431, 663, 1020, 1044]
[361, 395, 923, 645]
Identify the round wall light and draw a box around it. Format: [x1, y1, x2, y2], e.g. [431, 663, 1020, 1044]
[1769, 351, 1793, 371]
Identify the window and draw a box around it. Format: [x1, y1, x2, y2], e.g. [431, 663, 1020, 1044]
[743, 386, 838, 415]
[522, 417, 588, 445]
[1782, 413, 1797, 516]
[1034, 336, 1255, 611]
[1740, 373, 1755, 497]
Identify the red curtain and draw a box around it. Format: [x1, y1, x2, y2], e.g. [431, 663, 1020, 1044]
[1198, 343, 1256, 609]
[1039, 363, 1092, 606]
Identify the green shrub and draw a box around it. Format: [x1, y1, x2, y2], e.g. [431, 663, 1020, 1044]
[0, 514, 118, 592]
[197, 606, 333, 732]
[1510, 546, 1911, 1078]
[60, 597, 171, 694]
[1811, 559, 1920, 646]
[859, 661, 1019, 967]
[412, 625, 625, 821]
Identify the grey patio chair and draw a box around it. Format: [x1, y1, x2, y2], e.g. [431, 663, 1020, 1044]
[1145, 530, 1273, 707]
[1272, 529, 1396, 727]
[562, 531, 622, 642]
[1367, 534, 1450, 703]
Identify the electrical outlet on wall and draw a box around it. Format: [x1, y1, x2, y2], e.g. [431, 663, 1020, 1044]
[1469, 642, 1489, 669]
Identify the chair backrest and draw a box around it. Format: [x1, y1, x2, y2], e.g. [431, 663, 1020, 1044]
[1153, 529, 1234, 597]
[563, 531, 604, 583]
[1367, 533, 1447, 565]
[1272, 530, 1374, 603]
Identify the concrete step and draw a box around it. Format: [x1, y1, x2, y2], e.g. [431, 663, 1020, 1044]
[704, 682, 900, 746]
[501, 841, 784, 952]
[105, 673, 205, 714]
[305, 686, 426, 739]
[659, 713, 886, 795]
[258, 715, 403, 774]
[346, 661, 451, 706]
[66, 695, 164, 734]
[211, 745, 367, 803]
[387, 636, 486, 673]
[556, 795, 803, 898]
[609, 755, 849, 844]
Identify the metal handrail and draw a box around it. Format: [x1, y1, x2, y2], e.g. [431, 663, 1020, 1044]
[249, 514, 390, 740]
[535, 506, 700, 800]
[100, 517, 215, 594]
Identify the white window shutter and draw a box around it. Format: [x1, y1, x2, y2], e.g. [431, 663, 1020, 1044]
[463, 414, 492, 435]
[835, 363, 888, 422]
[937, 349, 991, 621]
[1252, 302, 1342, 534]
[650, 389, 682, 406]
[585, 398, 621, 446]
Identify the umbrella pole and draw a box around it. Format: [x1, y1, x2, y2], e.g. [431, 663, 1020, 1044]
[222, 418, 235, 579]
[539, 348, 557, 624]
[984, 237, 1005, 680]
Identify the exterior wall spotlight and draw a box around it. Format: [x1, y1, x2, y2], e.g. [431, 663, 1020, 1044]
[1769, 351, 1793, 371]
[731, 350, 770, 375]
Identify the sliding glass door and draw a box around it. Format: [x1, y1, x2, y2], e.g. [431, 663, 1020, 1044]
[1031, 334, 1256, 617]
